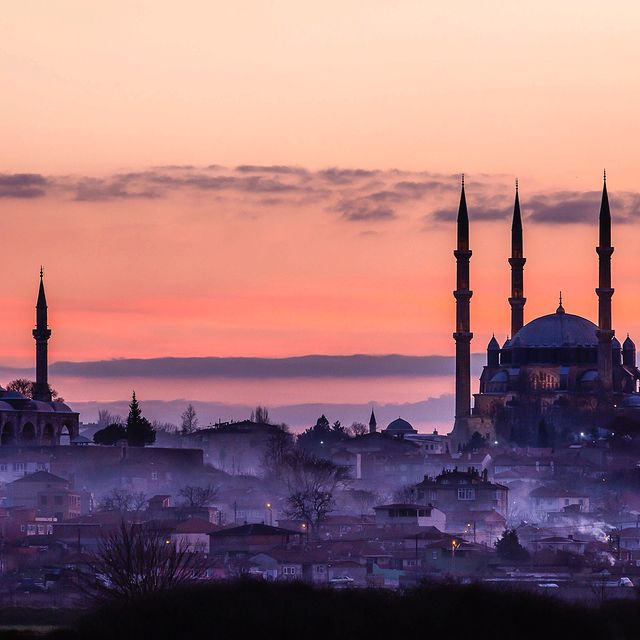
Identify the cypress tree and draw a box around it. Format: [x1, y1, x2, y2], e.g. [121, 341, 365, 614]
[126, 391, 156, 447]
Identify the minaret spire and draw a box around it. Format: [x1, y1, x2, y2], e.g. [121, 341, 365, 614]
[596, 172, 614, 396]
[453, 175, 473, 431]
[508, 179, 526, 336]
[32, 268, 52, 402]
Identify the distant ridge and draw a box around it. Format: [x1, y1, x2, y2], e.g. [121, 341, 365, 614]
[0, 353, 485, 379]
[72, 395, 456, 432]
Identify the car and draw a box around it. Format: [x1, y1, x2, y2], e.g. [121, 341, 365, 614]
[329, 576, 355, 587]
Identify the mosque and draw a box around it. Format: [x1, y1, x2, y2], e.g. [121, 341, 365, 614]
[0, 272, 79, 446]
[449, 175, 640, 448]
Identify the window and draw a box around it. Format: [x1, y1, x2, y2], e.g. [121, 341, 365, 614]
[0, 464, 6, 472]
[151, 472, 159, 480]
[457, 488, 476, 501]
[39, 495, 48, 506]
[431, 551, 438, 560]
[54, 495, 63, 506]
[13, 463, 25, 472]
[282, 566, 297, 575]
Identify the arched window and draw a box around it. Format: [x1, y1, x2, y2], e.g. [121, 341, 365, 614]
[1, 423, 16, 446]
[42, 423, 55, 446]
[21, 422, 36, 444]
[60, 424, 72, 446]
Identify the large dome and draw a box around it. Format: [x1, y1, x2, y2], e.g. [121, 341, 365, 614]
[511, 310, 598, 348]
[385, 418, 417, 434]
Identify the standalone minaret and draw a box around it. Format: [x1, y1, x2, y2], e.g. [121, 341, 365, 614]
[453, 175, 473, 426]
[596, 171, 614, 395]
[508, 180, 526, 337]
[369, 408, 377, 434]
[32, 268, 52, 402]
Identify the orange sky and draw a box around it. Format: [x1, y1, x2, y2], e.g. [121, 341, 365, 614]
[1, 2, 640, 405]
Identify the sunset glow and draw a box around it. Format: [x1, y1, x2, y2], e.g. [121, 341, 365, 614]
[2, 2, 640, 408]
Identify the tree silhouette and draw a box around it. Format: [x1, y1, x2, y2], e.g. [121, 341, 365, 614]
[179, 484, 218, 508]
[495, 528, 529, 563]
[88, 521, 206, 600]
[94, 423, 127, 445]
[181, 404, 199, 434]
[250, 406, 271, 424]
[6, 378, 64, 402]
[126, 391, 156, 447]
[282, 449, 348, 536]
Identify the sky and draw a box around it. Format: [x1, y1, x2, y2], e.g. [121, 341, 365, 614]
[1, 1, 640, 413]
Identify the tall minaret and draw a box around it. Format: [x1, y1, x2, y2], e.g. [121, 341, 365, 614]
[596, 171, 614, 395]
[453, 175, 473, 424]
[508, 180, 526, 337]
[32, 268, 52, 402]
[369, 408, 377, 434]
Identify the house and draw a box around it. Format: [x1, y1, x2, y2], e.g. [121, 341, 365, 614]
[208, 523, 304, 555]
[412, 468, 509, 518]
[373, 504, 446, 531]
[420, 539, 494, 574]
[528, 486, 590, 520]
[329, 433, 425, 487]
[317, 515, 373, 538]
[172, 518, 218, 552]
[405, 430, 448, 454]
[51, 511, 132, 551]
[6, 471, 83, 521]
[532, 535, 588, 555]
[619, 527, 640, 553]
[181, 421, 291, 476]
[0, 506, 55, 540]
[423, 452, 492, 481]
[445, 509, 506, 547]
[0, 453, 52, 484]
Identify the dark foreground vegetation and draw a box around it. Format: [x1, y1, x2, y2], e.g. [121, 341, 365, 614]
[1, 581, 640, 640]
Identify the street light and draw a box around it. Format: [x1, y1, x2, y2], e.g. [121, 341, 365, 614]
[466, 521, 477, 543]
[265, 502, 273, 526]
[451, 539, 460, 571]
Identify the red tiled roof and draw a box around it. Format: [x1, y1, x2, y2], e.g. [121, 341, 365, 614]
[175, 518, 218, 534]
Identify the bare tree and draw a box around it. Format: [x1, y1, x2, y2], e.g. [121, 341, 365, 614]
[181, 404, 199, 434]
[99, 488, 148, 513]
[178, 484, 218, 508]
[346, 489, 380, 514]
[347, 422, 368, 437]
[282, 450, 348, 537]
[261, 424, 294, 478]
[97, 410, 123, 428]
[6, 378, 33, 396]
[393, 484, 416, 504]
[89, 521, 206, 600]
[6, 378, 64, 402]
[152, 420, 178, 433]
[250, 405, 270, 424]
